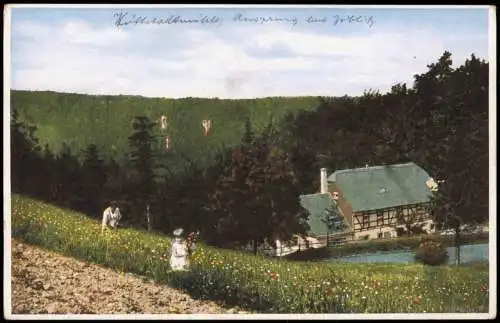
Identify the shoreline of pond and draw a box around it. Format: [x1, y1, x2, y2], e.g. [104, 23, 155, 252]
[285, 232, 489, 262]
[323, 243, 489, 265]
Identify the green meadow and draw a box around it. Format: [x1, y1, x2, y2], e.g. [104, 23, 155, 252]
[11, 195, 490, 313]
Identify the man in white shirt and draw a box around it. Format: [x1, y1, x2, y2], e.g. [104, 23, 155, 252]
[102, 201, 122, 233]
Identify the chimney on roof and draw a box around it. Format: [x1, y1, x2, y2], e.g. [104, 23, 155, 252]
[320, 168, 328, 194]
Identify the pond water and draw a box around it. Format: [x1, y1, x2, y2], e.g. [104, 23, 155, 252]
[326, 243, 489, 264]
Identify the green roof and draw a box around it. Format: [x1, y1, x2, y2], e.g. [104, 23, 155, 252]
[299, 193, 347, 236]
[327, 162, 433, 213]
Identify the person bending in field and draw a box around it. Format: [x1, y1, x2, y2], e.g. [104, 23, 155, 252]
[101, 201, 122, 233]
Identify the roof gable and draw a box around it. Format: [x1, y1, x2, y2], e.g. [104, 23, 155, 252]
[327, 162, 433, 212]
[299, 193, 347, 236]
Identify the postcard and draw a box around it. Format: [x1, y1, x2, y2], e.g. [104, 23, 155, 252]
[3, 4, 496, 320]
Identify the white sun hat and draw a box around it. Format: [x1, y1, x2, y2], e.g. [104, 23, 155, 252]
[173, 228, 184, 237]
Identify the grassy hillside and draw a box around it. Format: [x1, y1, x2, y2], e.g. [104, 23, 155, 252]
[11, 195, 490, 313]
[11, 90, 320, 172]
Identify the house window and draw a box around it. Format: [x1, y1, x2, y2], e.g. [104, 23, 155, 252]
[384, 232, 392, 239]
[384, 211, 391, 225]
[362, 214, 370, 230]
[377, 213, 384, 226]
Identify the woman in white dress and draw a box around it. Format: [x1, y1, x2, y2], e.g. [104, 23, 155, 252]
[170, 228, 189, 271]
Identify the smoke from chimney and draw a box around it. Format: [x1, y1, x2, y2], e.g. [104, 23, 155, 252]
[320, 168, 328, 194]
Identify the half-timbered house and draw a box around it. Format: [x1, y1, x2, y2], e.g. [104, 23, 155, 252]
[300, 162, 437, 242]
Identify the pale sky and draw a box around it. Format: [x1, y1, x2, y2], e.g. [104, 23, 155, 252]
[8, 5, 491, 99]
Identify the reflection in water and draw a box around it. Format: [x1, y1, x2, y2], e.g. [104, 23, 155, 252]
[326, 243, 489, 264]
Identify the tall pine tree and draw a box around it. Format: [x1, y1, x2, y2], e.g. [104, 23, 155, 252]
[81, 144, 107, 217]
[11, 109, 42, 196]
[126, 116, 159, 228]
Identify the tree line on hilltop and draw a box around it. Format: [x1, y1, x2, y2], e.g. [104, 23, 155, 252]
[11, 51, 489, 252]
[10, 90, 320, 174]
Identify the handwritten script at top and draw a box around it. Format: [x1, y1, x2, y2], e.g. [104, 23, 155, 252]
[113, 12, 222, 27]
[113, 12, 376, 28]
[306, 15, 375, 28]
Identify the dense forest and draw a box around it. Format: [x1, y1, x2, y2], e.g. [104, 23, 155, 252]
[11, 91, 320, 175]
[11, 51, 489, 250]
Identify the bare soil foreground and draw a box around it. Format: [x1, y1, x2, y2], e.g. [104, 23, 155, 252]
[10, 239, 249, 314]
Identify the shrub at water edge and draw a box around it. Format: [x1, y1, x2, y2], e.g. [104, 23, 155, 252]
[415, 238, 449, 266]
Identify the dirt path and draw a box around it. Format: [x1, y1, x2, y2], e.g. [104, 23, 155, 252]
[10, 239, 248, 314]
